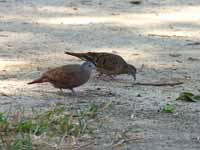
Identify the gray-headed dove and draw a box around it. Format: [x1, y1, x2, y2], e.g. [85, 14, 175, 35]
[28, 61, 95, 95]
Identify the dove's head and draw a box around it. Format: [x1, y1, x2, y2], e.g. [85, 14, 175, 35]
[81, 61, 96, 72]
[127, 64, 137, 80]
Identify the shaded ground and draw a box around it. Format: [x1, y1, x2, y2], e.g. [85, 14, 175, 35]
[0, 0, 200, 149]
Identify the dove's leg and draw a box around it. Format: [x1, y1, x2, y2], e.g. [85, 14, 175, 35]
[57, 88, 64, 96]
[60, 88, 66, 96]
[57, 88, 65, 101]
[71, 89, 77, 96]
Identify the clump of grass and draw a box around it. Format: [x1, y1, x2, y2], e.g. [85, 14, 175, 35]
[162, 104, 175, 113]
[0, 103, 110, 149]
[12, 134, 32, 150]
[80, 104, 98, 118]
[176, 92, 200, 102]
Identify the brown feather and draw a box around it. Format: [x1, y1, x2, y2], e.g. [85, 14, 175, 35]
[65, 51, 137, 79]
[27, 77, 48, 84]
[28, 62, 93, 93]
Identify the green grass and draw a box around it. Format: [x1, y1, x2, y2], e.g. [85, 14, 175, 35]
[0, 103, 110, 150]
[176, 92, 200, 102]
[162, 104, 176, 113]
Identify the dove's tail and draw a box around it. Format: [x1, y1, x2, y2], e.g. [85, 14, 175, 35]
[65, 51, 93, 62]
[65, 52, 85, 58]
[27, 77, 48, 84]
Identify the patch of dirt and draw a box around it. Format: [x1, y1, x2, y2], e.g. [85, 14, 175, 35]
[1, 0, 200, 149]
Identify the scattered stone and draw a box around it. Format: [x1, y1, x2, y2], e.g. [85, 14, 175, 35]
[186, 42, 200, 46]
[188, 57, 200, 61]
[176, 60, 182, 63]
[96, 87, 101, 90]
[132, 53, 140, 56]
[110, 13, 120, 16]
[130, 0, 142, 5]
[0, 92, 10, 97]
[169, 53, 181, 57]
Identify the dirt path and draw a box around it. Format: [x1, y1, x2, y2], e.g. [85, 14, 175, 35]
[1, 0, 200, 149]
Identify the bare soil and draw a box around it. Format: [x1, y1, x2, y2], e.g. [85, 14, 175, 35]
[1, 0, 200, 149]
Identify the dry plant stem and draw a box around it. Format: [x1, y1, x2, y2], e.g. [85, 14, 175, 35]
[0, 133, 9, 150]
[132, 82, 183, 86]
[73, 141, 95, 150]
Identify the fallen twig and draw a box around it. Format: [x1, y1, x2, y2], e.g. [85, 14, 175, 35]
[0, 35, 8, 37]
[73, 141, 95, 150]
[147, 34, 189, 39]
[112, 137, 144, 147]
[186, 42, 200, 46]
[0, 92, 10, 97]
[132, 82, 183, 86]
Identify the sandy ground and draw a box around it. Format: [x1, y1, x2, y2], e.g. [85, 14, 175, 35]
[1, 0, 200, 149]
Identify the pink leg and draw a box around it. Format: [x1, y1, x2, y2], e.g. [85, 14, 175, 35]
[71, 89, 77, 96]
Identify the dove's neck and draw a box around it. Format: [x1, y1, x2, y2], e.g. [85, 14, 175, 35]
[80, 67, 92, 76]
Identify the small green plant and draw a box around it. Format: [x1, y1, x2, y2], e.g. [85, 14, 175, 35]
[81, 104, 98, 118]
[0, 113, 7, 122]
[0, 103, 111, 149]
[12, 134, 32, 150]
[176, 92, 200, 102]
[162, 104, 175, 113]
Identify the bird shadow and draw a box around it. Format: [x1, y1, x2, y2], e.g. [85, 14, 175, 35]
[47, 88, 117, 98]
